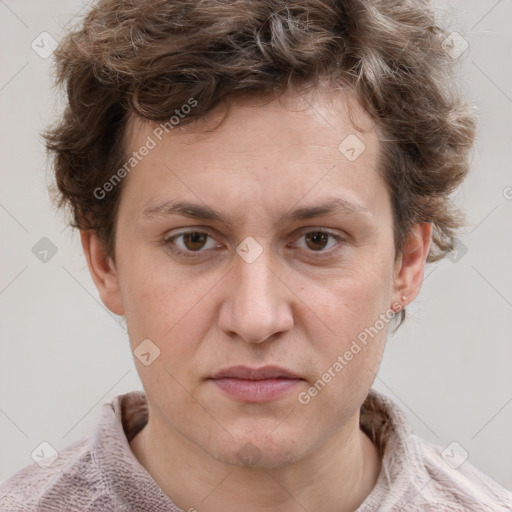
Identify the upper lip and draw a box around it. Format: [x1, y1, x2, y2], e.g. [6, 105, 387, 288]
[209, 365, 302, 380]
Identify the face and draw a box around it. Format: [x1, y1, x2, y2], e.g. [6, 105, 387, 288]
[93, 86, 416, 469]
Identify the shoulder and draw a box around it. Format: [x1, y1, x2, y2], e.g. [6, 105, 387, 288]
[360, 389, 512, 511]
[407, 434, 512, 511]
[0, 391, 148, 512]
[0, 436, 113, 512]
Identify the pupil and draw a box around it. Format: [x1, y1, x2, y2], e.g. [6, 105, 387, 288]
[306, 232, 327, 251]
[184, 232, 206, 250]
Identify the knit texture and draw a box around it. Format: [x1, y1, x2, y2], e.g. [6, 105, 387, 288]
[1, 388, 511, 511]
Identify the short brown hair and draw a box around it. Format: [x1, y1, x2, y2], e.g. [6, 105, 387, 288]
[43, 0, 476, 329]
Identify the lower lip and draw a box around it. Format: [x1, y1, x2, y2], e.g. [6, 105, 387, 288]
[209, 378, 303, 403]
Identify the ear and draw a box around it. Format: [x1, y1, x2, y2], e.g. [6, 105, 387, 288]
[80, 230, 125, 316]
[391, 223, 432, 310]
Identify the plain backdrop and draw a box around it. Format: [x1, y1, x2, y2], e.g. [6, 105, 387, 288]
[1, 0, 511, 492]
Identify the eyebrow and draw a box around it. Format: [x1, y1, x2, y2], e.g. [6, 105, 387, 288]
[140, 198, 372, 228]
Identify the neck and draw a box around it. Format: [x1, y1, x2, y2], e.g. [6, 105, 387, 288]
[130, 408, 382, 512]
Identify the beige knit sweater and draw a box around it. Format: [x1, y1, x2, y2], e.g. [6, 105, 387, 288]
[1, 388, 511, 511]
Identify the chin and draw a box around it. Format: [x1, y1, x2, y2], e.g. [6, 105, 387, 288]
[206, 428, 311, 470]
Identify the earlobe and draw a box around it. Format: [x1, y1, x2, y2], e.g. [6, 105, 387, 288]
[80, 230, 125, 316]
[392, 223, 432, 310]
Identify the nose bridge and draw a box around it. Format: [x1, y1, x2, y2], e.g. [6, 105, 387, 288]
[237, 248, 275, 303]
[219, 240, 293, 343]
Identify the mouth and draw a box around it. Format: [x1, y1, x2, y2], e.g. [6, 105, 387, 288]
[207, 365, 305, 403]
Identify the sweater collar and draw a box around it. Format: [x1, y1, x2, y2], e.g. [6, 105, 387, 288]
[91, 387, 413, 511]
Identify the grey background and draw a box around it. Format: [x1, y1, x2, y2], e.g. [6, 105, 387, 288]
[1, 0, 511, 491]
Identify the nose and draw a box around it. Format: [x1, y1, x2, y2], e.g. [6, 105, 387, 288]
[218, 246, 294, 344]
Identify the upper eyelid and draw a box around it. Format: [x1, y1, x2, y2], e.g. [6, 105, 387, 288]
[165, 227, 342, 240]
[165, 228, 344, 251]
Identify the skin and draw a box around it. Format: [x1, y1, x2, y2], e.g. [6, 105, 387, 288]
[81, 84, 432, 512]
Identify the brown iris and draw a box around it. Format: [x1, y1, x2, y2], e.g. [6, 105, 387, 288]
[183, 232, 208, 251]
[304, 232, 329, 251]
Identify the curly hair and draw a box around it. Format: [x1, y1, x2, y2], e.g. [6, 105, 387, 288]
[43, 0, 476, 330]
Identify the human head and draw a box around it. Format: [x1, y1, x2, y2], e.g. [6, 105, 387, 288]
[42, 0, 476, 479]
[44, 0, 476, 331]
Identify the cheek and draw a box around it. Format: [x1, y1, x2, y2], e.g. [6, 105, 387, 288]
[119, 253, 221, 358]
[117, 252, 170, 340]
[298, 281, 390, 418]
[298, 264, 392, 382]
[304, 262, 393, 334]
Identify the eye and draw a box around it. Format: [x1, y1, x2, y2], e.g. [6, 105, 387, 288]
[164, 228, 345, 260]
[165, 230, 220, 257]
[293, 230, 342, 254]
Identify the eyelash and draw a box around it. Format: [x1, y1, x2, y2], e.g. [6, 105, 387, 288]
[164, 229, 345, 259]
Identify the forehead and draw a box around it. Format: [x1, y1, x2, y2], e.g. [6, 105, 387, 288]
[119, 86, 388, 225]
[126, 85, 378, 148]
